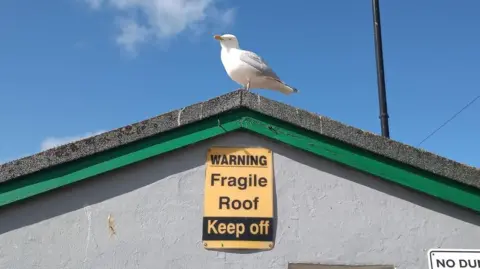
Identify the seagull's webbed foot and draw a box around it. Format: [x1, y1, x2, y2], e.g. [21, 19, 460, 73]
[235, 81, 251, 92]
[238, 85, 249, 92]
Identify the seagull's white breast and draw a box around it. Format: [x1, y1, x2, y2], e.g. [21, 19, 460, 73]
[220, 48, 258, 86]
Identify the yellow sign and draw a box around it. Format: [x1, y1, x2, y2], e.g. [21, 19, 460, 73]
[202, 147, 274, 250]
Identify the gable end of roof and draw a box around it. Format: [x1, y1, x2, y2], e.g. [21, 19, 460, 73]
[0, 90, 479, 212]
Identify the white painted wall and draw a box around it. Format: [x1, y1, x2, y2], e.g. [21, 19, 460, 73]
[1, 131, 479, 269]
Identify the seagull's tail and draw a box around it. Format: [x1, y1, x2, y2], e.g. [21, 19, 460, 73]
[265, 77, 299, 95]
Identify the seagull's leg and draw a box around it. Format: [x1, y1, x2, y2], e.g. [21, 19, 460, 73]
[245, 79, 251, 92]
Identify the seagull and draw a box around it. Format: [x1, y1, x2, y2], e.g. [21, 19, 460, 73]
[214, 34, 299, 95]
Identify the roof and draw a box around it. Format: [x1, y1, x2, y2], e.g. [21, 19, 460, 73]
[1, 90, 479, 212]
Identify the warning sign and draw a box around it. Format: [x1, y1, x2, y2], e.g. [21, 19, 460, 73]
[202, 147, 274, 250]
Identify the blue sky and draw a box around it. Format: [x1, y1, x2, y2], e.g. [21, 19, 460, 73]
[1, 0, 479, 168]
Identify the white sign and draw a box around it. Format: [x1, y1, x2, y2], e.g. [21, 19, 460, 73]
[428, 249, 480, 269]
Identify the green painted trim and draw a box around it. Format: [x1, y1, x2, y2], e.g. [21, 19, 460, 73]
[0, 111, 241, 208]
[239, 111, 480, 213]
[1, 108, 479, 213]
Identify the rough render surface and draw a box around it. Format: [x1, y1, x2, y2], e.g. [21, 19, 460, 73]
[1, 90, 479, 189]
[0, 131, 479, 269]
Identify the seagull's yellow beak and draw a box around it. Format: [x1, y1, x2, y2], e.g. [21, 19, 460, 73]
[214, 35, 223, 41]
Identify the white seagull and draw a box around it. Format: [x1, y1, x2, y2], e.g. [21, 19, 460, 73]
[214, 34, 299, 95]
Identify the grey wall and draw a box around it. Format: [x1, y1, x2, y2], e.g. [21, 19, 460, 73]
[1, 131, 479, 269]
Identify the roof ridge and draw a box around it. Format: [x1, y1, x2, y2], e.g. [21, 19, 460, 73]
[1, 89, 479, 187]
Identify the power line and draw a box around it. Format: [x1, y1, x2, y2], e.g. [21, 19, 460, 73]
[417, 95, 480, 146]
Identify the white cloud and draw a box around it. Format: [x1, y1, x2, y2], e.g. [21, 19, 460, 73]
[115, 18, 150, 54]
[85, 0, 103, 9]
[0, 130, 105, 164]
[0, 152, 31, 165]
[73, 40, 90, 49]
[40, 130, 105, 151]
[83, 0, 236, 54]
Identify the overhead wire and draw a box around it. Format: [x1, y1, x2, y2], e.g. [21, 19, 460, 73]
[417, 94, 480, 146]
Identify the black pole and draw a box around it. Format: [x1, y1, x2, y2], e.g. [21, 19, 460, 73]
[372, 0, 390, 138]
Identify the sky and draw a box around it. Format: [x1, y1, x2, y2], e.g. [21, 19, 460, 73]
[0, 0, 479, 168]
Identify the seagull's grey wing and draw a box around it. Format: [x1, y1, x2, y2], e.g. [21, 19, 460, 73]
[239, 50, 281, 80]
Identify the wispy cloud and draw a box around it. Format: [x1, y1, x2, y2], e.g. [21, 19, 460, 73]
[85, 0, 103, 9]
[40, 130, 105, 151]
[73, 40, 90, 50]
[0, 130, 105, 165]
[0, 154, 29, 165]
[82, 0, 236, 55]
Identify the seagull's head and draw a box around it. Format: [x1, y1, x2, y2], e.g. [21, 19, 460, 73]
[214, 34, 239, 49]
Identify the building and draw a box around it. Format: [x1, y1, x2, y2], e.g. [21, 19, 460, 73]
[0, 90, 479, 269]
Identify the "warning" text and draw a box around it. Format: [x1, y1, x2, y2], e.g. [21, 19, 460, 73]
[210, 154, 268, 167]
